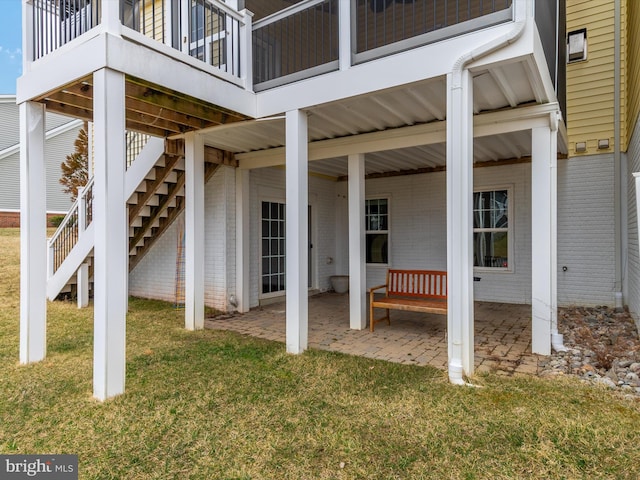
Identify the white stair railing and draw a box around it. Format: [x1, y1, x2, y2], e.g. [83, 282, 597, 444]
[48, 177, 95, 277]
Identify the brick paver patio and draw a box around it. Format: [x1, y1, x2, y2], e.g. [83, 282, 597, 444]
[205, 292, 545, 376]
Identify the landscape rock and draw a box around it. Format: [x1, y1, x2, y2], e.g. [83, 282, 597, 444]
[540, 306, 640, 397]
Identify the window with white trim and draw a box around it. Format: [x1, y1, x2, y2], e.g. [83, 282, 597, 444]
[366, 198, 389, 265]
[261, 201, 286, 295]
[473, 189, 510, 270]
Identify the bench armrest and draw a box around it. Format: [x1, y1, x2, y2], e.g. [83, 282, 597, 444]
[369, 284, 388, 300]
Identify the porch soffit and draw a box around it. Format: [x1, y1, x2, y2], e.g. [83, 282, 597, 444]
[203, 84, 563, 179]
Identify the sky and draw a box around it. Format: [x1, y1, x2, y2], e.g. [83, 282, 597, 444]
[0, 0, 23, 95]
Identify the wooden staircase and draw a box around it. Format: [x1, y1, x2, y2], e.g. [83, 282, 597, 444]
[47, 134, 235, 301]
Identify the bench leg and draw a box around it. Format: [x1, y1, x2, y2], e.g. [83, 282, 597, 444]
[369, 306, 391, 332]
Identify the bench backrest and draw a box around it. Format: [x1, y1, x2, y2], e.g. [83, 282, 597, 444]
[386, 270, 447, 299]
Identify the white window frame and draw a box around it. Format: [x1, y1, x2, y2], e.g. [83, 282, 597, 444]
[365, 196, 390, 267]
[473, 186, 513, 273]
[259, 198, 286, 299]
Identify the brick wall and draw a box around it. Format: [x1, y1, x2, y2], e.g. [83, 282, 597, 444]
[0, 211, 68, 228]
[558, 154, 616, 306]
[0, 212, 20, 227]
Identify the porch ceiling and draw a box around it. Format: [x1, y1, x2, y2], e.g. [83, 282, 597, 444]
[201, 58, 562, 178]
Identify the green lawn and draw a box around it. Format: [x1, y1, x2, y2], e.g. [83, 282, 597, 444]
[1, 228, 639, 479]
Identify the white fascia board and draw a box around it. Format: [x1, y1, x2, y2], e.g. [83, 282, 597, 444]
[255, 22, 528, 118]
[17, 32, 257, 118]
[17, 30, 108, 103]
[237, 103, 560, 169]
[0, 118, 83, 161]
[0, 95, 16, 103]
[105, 35, 257, 119]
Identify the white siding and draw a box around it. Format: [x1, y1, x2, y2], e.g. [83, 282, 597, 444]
[0, 99, 79, 213]
[0, 153, 20, 210]
[626, 118, 640, 321]
[557, 154, 616, 306]
[0, 100, 20, 151]
[45, 126, 79, 212]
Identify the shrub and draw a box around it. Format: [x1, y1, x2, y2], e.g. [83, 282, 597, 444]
[49, 215, 66, 228]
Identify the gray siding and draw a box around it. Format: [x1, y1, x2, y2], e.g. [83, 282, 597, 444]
[0, 98, 80, 213]
[626, 117, 640, 320]
[557, 154, 616, 306]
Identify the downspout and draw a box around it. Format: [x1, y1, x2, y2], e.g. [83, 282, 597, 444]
[614, 0, 623, 311]
[447, 3, 527, 386]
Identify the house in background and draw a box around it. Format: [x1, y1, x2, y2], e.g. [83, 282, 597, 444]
[0, 95, 80, 226]
[560, 0, 640, 323]
[18, 0, 616, 401]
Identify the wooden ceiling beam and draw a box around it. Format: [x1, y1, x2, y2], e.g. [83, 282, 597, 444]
[125, 81, 247, 126]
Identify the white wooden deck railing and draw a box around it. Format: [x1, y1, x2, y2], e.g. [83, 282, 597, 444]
[28, 0, 250, 85]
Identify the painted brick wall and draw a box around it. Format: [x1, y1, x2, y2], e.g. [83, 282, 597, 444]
[129, 166, 236, 311]
[626, 118, 640, 322]
[365, 164, 532, 303]
[557, 154, 616, 306]
[204, 166, 236, 311]
[248, 167, 338, 307]
[128, 213, 180, 303]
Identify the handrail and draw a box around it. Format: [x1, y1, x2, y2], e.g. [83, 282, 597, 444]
[252, 0, 327, 29]
[48, 176, 95, 275]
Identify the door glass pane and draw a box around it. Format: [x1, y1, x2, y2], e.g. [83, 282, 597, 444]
[261, 201, 286, 294]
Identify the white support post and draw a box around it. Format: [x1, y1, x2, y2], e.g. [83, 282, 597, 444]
[446, 69, 475, 383]
[101, 0, 122, 34]
[531, 123, 557, 355]
[240, 9, 254, 91]
[348, 153, 366, 330]
[77, 263, 90, 309]
[235, 169, 250, 313]
[285, 109, 309, 354]
[184, 132, 205, 331]
[19, 101, 47, 364]
[22, 0, 33, 74]
[76, 185, 89, 309]
[338, 0, 352, 71]
[92, 68, 127, 401]
[180, 3, 190, 55]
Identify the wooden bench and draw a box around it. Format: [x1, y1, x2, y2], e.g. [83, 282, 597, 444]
[369, 269, 447, 332]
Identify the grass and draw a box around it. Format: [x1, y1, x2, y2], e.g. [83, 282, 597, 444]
[0, 228, 639, 479]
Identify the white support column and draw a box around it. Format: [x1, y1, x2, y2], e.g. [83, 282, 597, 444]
[184, 132, 205, 331]
[93, 68, 127, 401]
[531, 122, 558, 355]
[180, 3, 190, 55]
[338, 0, 352, 71]
[348, 153, 366, 330]
[446, 69, 475, 383]
[19, 101, 47, 364]
[77, 263, 90, 309]
[285, 109, 309, 354]
[240, 9, 254, 91]
[236, 168, 250, 313]
[77, 185, 89, 309]
[101, 0, 122, 34]
[22, 0, 33, 74]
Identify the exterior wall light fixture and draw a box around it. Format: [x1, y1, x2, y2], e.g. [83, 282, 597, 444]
[575, 142, 587, 153]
